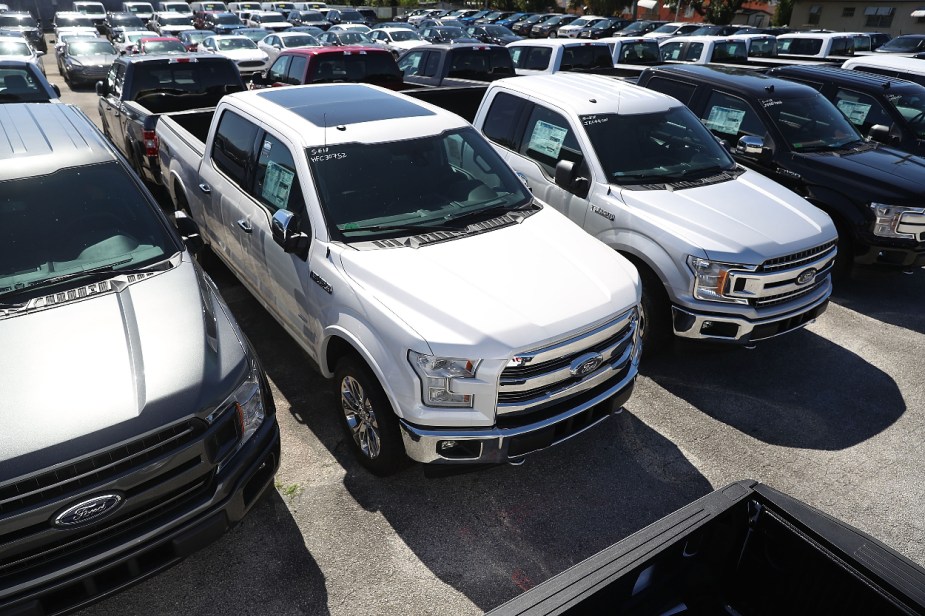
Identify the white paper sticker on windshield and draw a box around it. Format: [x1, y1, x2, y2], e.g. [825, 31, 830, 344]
[704, 106, 746, 134]
[263, 161, 294, 210]
[836, 99, 871, 125]
[528, 120, 568, 158]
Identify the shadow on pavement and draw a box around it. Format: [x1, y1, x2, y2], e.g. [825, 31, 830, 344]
[830, 266, 925, 335]
[80, 491, 328, 616]
[642, 328, 905, 450]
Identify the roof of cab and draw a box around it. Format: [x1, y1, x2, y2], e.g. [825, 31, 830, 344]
[224, 82, 469, 145]
[492, 73, 678, 116]
[642, 64, 818, 98]
[0, 103, 115, 182]
[769, 63, 924, 91]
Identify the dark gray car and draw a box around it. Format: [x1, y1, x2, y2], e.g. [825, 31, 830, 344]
[60, 38, 118, 87]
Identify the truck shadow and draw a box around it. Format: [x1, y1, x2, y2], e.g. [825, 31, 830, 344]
[79, 491, 328, 616]
[830, 266, 925, 335]
[641, 328, 905, 450]
[203, 260, 715, 613]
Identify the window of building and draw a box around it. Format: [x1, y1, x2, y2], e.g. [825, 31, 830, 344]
[842, 7, 855, 17]
[808, 4, 822, 24]
[864, 6, 895, 27]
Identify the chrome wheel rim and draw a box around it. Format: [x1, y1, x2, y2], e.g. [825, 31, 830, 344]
[340, 375, 381, 459]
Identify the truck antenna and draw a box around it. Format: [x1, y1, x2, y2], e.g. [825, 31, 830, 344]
[324, 113, 327, 148]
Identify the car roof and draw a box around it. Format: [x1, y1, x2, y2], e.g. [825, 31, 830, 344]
[843, 54, 925, 73]
[507, 38, 607, 48]
[769, 63, 923, 90]
[0, 104, 115, 181]
[493, 73, 677, 115]
[643, 64, 818, 97]
[778, 31, 855, 39]
[281, 44, 383, 55]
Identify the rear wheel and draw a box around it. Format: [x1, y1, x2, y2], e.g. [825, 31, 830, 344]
[334, 356, 408, 476]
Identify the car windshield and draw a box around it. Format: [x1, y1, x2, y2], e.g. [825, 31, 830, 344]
[620, 22, 650, 34]
[309, 127, 532, 241]
[583, 107, 736, 184]
[70, 40, 116, 54]
[880, 36, 925, 52]
[126, 4, 154, 13]
[239, 28, 269, 41]
[310, 51, 400, 82]
[437, 27, 465, 38]
[591, 19, 614, 29]
[0, 68, 51, 102]
[131, 61, 243, 97]
[260, 12, 284, 21]
[0, 162, 176, 297]
[218, 37, 256, 49]
[484, 25, 512, 36]
[0, 15, 38, 27]
[340, 10, 362, 20]
[144, 39, 186, 52]
[125, 32, 150, 42]
[767, 95, 863, 152]
[282, 34, 319, 46]
[886, 91, 925, 138]
[652, 23, 679, 33]
[390, 30, 420, 41]
[336, 32, 369, 44]
[0, 41, 30, 56]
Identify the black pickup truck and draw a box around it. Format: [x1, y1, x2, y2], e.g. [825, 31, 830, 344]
[97, 54, 245, 186]
[396, 43, 516, 88]
[637, 65, 925, 273]
[488, 480, 925, 615]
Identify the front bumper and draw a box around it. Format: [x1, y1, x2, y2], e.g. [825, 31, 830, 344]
[0, 419, 281, 616]
[399, 367, 636, 464]
[856, 240, 925, 268]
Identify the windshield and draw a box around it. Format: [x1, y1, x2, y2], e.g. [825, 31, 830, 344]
[0, 15, 38, 27]
[591, 19, 615, 30]
[335, 32, 369, 44]
[218, 37, 256, 49]
[886, 91, 925, 138]
[282, 34, 319, 46]
[0, 41, 31, 56]
[69, 40, 116, 55]
[0, 162, 176, 296]
[340, 10, 362, 20]
[125, 32, 150, 42]
[767, 95, 863, 152]
[126, 3, 154, 13]
[620, 22, 651, 35]
[583, 107, 736, 184]
[437, 27, 465, 38]
[75, 4, 106, 15]
[447, 47, 514, 80]
[484, 25, 512, 36]
[778, 37, 822, 55]
[880, 36, 925, 52]
[114, 14, 145, 25]
[240, 28, 270, 41]
[560, 44, 612, 70]
[131, 61, 243, 96]
[309, 128, 532, 241]
[390, 30, 420, 41]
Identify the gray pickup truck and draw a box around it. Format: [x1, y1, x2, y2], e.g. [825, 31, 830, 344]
[97, 54, 244, 185]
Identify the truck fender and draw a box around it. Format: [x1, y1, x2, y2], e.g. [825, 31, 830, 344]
[800, 183, 867, 238]
[594, 227, 687, 301]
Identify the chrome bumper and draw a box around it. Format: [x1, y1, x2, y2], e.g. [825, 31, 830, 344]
[399, 368, 636, 465]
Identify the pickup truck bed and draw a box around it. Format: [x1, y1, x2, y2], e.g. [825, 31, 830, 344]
[488, 480, 925, 615]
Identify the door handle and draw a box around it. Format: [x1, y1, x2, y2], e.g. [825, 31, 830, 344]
[198, 183, 211, 194]
[236, 219, 252, 233]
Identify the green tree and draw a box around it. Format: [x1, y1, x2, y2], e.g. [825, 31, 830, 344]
[774, 0, 794, 26]
[688, 0, 745, 24]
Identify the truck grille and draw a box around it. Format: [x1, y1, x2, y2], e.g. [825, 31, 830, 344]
[0, 409, 240, 584]
[237, 60, 265, 68]
[724, 241, 836, 309]
[758, 240, 837, 272]
[497, 308, 638, 417]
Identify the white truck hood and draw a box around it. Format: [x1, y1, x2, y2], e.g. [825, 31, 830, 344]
[618, 168, 836, 263]
[338, 206, 639, 359]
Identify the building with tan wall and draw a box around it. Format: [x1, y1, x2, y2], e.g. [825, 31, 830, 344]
[790, 0, 925, 36]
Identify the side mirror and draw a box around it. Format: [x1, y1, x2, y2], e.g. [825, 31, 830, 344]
[96, 80, 106, 96]
[36, 51, 45, 57]
[868, 123, 895, 145]
[736, 135, 771, 162]
[554, 159, 590, 198]
[174, 210, 205, 254]
[52, 84, 61, 97]
[271, 209, 310, 260]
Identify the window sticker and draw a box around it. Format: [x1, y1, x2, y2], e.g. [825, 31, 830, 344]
[704, 106, 746, 134]
[836, 99, 871, 125]
[262, 161, 294, 210]
[528, 120, 568, 158]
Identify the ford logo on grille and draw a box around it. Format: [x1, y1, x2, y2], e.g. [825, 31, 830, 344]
[796, 268, 817, 286]
[570, 353, 604, 378]
[52, 493, 123, 529]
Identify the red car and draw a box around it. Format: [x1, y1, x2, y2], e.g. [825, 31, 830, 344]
[137, 36, 188, 54]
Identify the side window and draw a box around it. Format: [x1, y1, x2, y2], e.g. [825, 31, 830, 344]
[287, 55, 307, 83]
[833, 88, 892, 134]
[482, 91, 527, 149]
[660, 41, 683, 61]
[267, 54, 290, 82]
[700, 91, 767, 144]
[422, 51, 440, 77]
[519, 104, 584, 177]
[211, 110, 259, 188]
[251, 132, 306, 213]
[644, 76, 696, 106]
[397, 50, 424, 75]
[683, 42, 704, 62]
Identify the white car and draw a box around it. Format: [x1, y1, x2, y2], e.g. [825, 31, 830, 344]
[0, 38, 46, 74]
[367, 27, 427, 55]
[328, 23, 370, 33]
[245, 10, 290, 31]
[112, 30, 151, 54]
[199, 34, 270, 75]
[556, 15, 605, 39]
[642, 22, 701, 40]
[257, 31, 320, 63]
[149, 11, 196, 36]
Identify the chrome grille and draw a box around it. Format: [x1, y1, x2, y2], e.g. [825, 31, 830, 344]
[759, 240, 837, 272]
[497, 309, 638, 417]
[754, 278, 828, 308]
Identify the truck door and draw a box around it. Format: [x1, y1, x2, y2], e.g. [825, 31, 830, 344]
[99, 62, 126, 150]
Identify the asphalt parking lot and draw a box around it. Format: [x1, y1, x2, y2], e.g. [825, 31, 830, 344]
[45, 53, 925, 615]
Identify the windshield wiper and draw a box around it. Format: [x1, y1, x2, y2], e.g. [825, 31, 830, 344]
[0, 260, 159, 300]
[343, 221, 464, 233]
[441, 199, 534, 226]
[798, 140, 867, 153]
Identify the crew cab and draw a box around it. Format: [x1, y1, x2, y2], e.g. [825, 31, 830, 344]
[156, 83, 642, 474]
[507, 39, 613, 75]
[777, 32, 855, 58]
[396, 44, 515, 87]
[470, 73, 837, 350]
[0, 101, 279, 615]
[259, 45, 404, 88]
[637, 65, 925, 272]
[97, 54, 245, 184]
[659, 35, 749, 65]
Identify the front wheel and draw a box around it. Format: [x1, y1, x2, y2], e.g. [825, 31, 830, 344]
[638, 266, 672, 356]
[334, 357, 408, 476]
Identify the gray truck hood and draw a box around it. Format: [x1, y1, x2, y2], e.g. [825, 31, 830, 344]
[618, 168, 836, 264]
[0, 260, 249, 477]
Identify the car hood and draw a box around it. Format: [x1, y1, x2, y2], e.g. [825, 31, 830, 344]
[338, 206, 640, 359]
[219, 48, 267, 60]
[0, 260, 250, 477]
[793, 144, 925, 203]
[618, 168, 836, 263]
[390, 39, 428, 50]
[68, 53, 118, 64]
[163, 24, 196, 31]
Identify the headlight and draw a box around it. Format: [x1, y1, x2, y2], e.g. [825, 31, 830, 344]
[687, 256, 753, 304]
[870, 202, 925, 240]
[408, 350, 479, 408]
[220, 361, 266, 445]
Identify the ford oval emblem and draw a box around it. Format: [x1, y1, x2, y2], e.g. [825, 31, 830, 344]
[796, 268, 817, 286]
[570, 353, 604, 378]
[52, 493, 124, 529]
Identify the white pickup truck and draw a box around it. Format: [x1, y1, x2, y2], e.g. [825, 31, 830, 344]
[156, 83, 642, 475]
[471, 73, 838, 350]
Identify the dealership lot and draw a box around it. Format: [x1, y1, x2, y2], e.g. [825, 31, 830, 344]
[43, 56, 925, 616]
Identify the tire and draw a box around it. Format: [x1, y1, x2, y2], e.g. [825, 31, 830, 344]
[637, 265, 673, 356]
[831, 217, 854, 282]
[334, 356, 408, 476]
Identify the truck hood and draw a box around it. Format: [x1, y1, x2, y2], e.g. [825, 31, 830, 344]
[338, 207, 639, 359]
[0, 260, 249, 477]
[220, 48, 269, 61]
[618, 168, 836, 263]
[794, 144, 925, 203]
